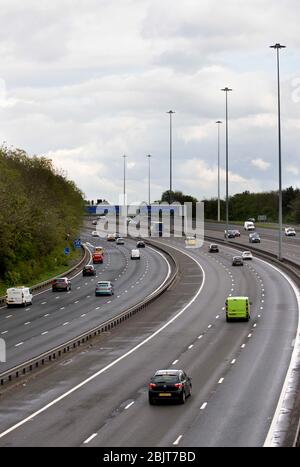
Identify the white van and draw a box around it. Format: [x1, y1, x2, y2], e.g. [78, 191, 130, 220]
[131, 249, 141, 260]
[6, 287, 33, 307]
[244, 221, 255, 231]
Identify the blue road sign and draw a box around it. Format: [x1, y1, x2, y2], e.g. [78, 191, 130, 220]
[73, 239, 81, 248]
[64, 247, 70, 255]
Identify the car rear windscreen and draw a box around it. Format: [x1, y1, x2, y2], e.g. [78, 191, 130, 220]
[153, 375, 180, 384]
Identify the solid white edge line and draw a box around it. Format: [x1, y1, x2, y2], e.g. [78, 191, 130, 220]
[0, 243, 205, 440]
[261, 258, 300, 447]
[143, 245, 171, 297]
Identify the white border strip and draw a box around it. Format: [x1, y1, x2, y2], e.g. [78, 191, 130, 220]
[0, 244, 205, 440]
[261, 259, 300, 447]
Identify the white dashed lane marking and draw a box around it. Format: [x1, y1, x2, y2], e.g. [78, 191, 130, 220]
[124, 401, 135, 410]
[173, 435, 183, 446]
[83, 433, 98, 444]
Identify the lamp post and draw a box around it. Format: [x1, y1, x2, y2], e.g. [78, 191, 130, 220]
[221, 88, 232, 241]
[270, 43, 286, 261]
[122, 154, 127, 204]
[167, 110, 175, 204]
[146, 154, 152, 205]
[216, 120, 222, 222]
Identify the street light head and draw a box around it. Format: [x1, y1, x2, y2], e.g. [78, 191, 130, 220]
[270, 43, 286, 49]
[221, 87, 232, 92]
[166, 110, 175, 114]
[216, 120, 222, 124]
[146, 154, 152, 158]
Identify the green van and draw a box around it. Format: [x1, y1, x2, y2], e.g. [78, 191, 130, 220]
[225, 296, 250, 322]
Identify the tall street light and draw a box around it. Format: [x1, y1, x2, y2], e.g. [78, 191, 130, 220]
[221, 87, 232, 241]
[167, 110, 175, 204]
[122, 154, 127, 204]
[146, 154, 152, 205]
[216, 120, 222, 222]
[270, 43, 286, 261]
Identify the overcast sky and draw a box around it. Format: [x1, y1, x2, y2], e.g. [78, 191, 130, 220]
[0, 0, 299, 204]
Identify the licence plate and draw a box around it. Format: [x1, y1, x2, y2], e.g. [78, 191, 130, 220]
[159, 393, 171, 397]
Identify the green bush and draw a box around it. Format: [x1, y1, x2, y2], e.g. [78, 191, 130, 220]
[0, 146, 85, 286]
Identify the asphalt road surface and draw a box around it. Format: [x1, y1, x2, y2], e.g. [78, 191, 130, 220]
[0, 237, 298, 447]
[0, 232, 170, 372]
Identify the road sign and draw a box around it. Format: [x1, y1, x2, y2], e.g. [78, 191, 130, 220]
[257, 215, 267, 222]
[73, 239, 81, 248]
[64, 247, 70, 255]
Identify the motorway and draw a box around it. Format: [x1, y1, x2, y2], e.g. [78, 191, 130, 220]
[0, 230, 298, 447]
[0, 226, 170, 372]
[205, 222, 300, 265]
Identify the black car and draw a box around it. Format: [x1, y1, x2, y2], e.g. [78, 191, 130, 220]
[148, 369, 192, 405]
[136, 240, 145, 248]
[224, 230, 236, 239]
[249, 233, 261, 243]
[209, 243, 219, 253]
[82, 265, 96, 276]
[232, 256, 243, 266]
[52, 277, 71, 291]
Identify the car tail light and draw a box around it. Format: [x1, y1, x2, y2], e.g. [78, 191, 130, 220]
[174, 383, 183, 389]
[149, 383, 156, 389]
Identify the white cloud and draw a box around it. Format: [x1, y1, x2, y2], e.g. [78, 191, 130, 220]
[0, 0, 299, 203]
[177, 159, 261, 199]
[251, 158, 271, 171]
[286, 165, 299, 175]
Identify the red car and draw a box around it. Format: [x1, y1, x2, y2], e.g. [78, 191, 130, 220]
[92, 252, 103, 264]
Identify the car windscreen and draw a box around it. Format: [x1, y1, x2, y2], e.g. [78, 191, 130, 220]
[152, 375, 180, 384]
[55, 279, 66, 282]
[97, 283, 109, 287]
